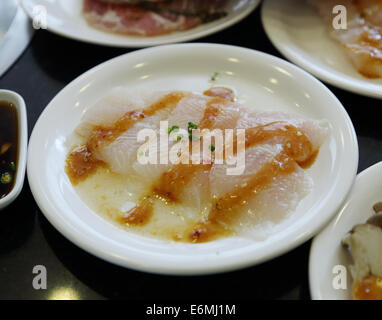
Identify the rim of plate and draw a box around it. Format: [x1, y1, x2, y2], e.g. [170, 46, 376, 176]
[27, 43, 359, 275]
[21, 0, 260, 48]
[261, 0, 382, 100]
[309, 162, 382, 300]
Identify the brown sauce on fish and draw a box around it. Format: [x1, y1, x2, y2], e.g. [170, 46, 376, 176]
[190, 122, 318, 243]
[66, 92, 185, 185]
[0, 101, 18, 199]
[203, 87, 235, 102]
[345, 25, 382, 78]
[65, 145, 106, 185]
[150, 97, 227, 202]
[190, 153, 297, 242]
[124, 96, 228, 223]
[66, 90, 322, 243]
[353, 274, 382, 300]
[244, 122, 315, 167]
[153, 164, 211, 203]
[117, 197, 153, 227]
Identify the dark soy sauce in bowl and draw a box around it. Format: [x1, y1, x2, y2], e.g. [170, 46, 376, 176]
[0, 101, 18, 199]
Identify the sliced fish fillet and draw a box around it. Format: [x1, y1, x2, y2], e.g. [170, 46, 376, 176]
[309, 0, 382, 78]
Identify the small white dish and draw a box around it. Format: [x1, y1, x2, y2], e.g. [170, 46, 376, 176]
[261, 0, 382, 99]
[309, 161, 382, 300]
[0, 90, 28, 210]
[22, 0, 260, 48]
[27, 43, 358, 275]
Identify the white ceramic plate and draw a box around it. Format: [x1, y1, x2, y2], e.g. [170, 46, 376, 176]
[310, 162, 382, 300]
[22, 0, 260, 47]
[261, 0, 382, 99]
[27, 43, 358, 275]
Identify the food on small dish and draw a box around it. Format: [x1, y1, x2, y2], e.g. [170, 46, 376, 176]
[0, 101, 18, 199]
[83, 0, 229, 36]
[309, 0, 382, 78]
[65, 86, 328, 243]
[342, 202, 382, 300]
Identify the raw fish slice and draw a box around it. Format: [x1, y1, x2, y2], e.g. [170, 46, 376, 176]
[167, 90, 242, 131]
[235, 167, 312, 240]
[68, 91, 186, 184]
[236, 166, 311, 227]
[96, 124, 147, 174]
[178, 167, 211, 212]
[210, 144, 282, 198]
[213, 111, 328, 199]
[309, 0, 382, 78]
[167, 94, 211, 129]
[132, 94, 243, 216]
[99, 93, 212, 181]
[205, 101, 243, 130]
[96, 109, 174, 175]
[152, 163, 212, 211]
[189, 112, 327, 242]
[191, 144, 306, 242]
[76, 88, 169, 138]
[131, 94, 211, 183]
[132, 94, 242, 183]
[237, 111, 328, 152]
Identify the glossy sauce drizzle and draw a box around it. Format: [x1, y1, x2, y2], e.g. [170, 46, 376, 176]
[122, 96, 229, 225]
[117, 197, 154, 227]
[203, 87, 235, 102]
[353, 274, 382, 300]
[66, 92, 185, 185]
[190, 121, 318, 242]
[66, 90, 322, 242]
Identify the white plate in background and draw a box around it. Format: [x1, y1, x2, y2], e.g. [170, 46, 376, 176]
[261, 0, 382, 99]
[0, 0, 18, 35]
[0, 0, 34, 77]
[27, 43, 358, 275]
[22, 0, 260, 47]
[310, 162, 382, 300]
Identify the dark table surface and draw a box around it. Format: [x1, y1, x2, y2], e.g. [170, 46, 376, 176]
[0, 6, 381, 301]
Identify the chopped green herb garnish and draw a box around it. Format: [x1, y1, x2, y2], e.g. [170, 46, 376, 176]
[1, 172, 12, 184]
[168, 125, 179, 134]
[138, 151, 144, 157]
[188, 122, 198, 133]
[211, 72, 219, 81]
[10, 162, 16, 171]
[176, 135, 182, 142]
[368, 24, 374, 29]
[209, 144, 215, 152]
